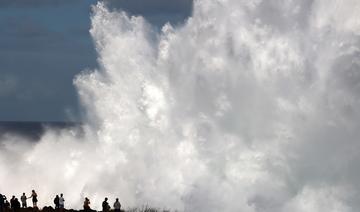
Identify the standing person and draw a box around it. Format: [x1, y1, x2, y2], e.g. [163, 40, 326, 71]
[83, 198, 90, 211]
[20, 193, 27, 208]
[13, 199, 20, 212]
[4, 200, 10, 210]
[0, 193, 4, 212]
[102, 198, 110, 212]
[53, 195, 59, 209]
[10, 196, 15, 210]
[28, 190, 38, 208]
[113, 198, 121, 212]
[59, 194, 65, 209]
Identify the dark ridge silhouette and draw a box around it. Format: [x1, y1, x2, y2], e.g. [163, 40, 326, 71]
[0, 206, 170, 212]
[0, 121, 82, 141]
[1, 207, 125, 212]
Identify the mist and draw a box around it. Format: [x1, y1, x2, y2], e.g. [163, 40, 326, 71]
[1, 0, 360, 211]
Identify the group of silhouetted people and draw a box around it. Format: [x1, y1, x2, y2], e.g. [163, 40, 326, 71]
[1, 191, 122, 212]
[100, 198, 121, 212]
[53, 194, 65, 209]
[0, 190, 38, 212]
[84, 197, 121, 212]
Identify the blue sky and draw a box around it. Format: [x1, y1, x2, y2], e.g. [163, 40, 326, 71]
[0, 0, 192, 122]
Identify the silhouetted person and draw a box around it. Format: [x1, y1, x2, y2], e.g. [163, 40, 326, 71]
[83, 198, 90, 211]
[113, 198, 121, 212]
[0, 193, 4, 212]
[59, 194, 65, 209]
[10, 196, 15, 210]
[29, 190, 38, 208]
[20, 193, 27, 208]
[4, 200, 10, 210]
[53, 195, 59, 209]
[13, 199, 20, 212]
[102, 198, 110, 212]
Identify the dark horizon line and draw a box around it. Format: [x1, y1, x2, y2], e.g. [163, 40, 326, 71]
[0, 121, 84, 141]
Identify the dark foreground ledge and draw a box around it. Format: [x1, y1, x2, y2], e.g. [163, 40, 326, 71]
[2, 207, 125, 212]
[1, 207, 171, 212]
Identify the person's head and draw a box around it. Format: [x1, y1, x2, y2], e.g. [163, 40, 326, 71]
[23, 193, 25, 195]
[85, 197, 88, 201]
[105, 197, 108, 201]
[116, 198, 119, 201]
[60, 193, 63, 197]
[56, 195, 59, 197]
[32, 190, 35, 193]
